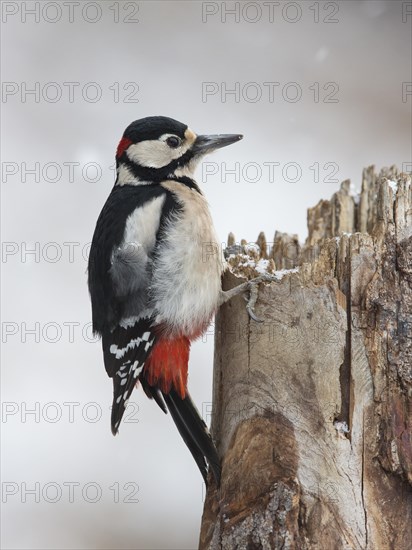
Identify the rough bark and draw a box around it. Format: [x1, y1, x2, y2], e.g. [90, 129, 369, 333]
[200, 166, 412, 550]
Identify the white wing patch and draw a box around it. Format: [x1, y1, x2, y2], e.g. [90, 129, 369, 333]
[114, 346, 153, 403]
[110, 335, 155, 360]
[110, 196, 165, 300]
[123, 195, 166, 253]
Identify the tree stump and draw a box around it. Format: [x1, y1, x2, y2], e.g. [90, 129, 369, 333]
[200, 166, 412, 549]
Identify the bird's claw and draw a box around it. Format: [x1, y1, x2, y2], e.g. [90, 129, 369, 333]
[244, 279, 264, 323]
[244, 273, 278, 322]
[246, 305, 264, 323]
[221, 273, 277, 322]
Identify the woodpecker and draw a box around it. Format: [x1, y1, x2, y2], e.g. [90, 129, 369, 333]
[88, 116, 243, 485]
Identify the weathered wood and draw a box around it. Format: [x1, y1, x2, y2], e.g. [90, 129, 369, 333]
[271, 231, 300, 270]
[200, 167, 412, 549]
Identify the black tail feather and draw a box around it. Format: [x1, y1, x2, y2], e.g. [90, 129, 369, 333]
[140, 377, 168, 414]
[163, 390, 221, 485]
[163, 393, 209, 484]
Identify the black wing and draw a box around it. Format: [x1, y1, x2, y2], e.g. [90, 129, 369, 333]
[103, 317, 157, 434]
[88, 183, 176, 431]
[88, 183, 169, 336]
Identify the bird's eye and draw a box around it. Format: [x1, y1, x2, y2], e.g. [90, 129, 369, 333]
[166, 136, 181, 148]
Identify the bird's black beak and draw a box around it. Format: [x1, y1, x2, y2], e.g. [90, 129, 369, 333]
[193, 134, 243, 156]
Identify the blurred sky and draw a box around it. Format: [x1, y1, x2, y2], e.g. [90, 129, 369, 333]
[1, 1, 411, 549]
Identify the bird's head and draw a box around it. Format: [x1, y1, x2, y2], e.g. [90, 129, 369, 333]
[115, 116, 243, 185]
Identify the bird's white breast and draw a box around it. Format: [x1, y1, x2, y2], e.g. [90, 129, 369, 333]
[152, 181, 224, 337]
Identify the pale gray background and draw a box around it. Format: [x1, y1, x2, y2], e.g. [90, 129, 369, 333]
[1, 1, 411, 549]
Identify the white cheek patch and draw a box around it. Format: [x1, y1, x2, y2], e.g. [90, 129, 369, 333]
[127, 140, 174, 168]
[126, 130, 196, 169]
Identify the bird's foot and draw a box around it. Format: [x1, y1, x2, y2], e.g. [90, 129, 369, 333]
[219, 273, 276, 323]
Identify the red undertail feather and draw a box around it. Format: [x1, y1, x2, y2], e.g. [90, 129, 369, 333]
[144, 336, 190, 398]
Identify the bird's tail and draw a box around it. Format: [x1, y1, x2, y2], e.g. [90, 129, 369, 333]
[162, 389, 221, 486]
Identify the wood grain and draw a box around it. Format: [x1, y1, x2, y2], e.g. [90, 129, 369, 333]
[200, 167, 412, 550]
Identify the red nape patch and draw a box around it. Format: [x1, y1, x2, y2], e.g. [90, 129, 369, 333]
[144, 337, 190, 398]
[116, 137, 132, 158]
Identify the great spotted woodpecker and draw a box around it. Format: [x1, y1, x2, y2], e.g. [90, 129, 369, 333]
[88, 116, 243, 485]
